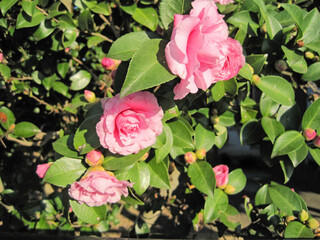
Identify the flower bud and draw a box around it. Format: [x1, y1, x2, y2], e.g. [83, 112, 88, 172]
[313, 136, 320, 148]
[297, 40, 304, 47]
[84, 90, 96, 103]
[85, 150, 104, 166]
[224, 184, 236, 194]
[299, 209, 309, 222]
[286, 215, 296, 223]
[305, 52, 315, 60]
[65, 48, 70, 53]
[303, 128, 317, 141]
[274, 60, 288, 73]
[252, 75, 261, 85]
[8, 124, 15, 131]
[0, 112, 7, 123]
[195, 148, 206, 160]
[260, 23, 267, 34]
[139, 152, 149, 161]
[83, 165, 106, 178]
[36, 163, 53, 178]
[307, 218, 320, 229]
[185, 152, 197, 164]
[101, 58, 121, 71]
[0, 53, 3, 63]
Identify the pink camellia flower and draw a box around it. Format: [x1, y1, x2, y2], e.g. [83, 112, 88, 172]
[101, 57, 121, 71]
[85, 149, 104, 166]
[96, 91, 163, 155]
[0, 53, 3, 62]
[214, 0, 234, 5]
[84, 90, 96, 103]
[212, 164, 229, 188]
[68, 171, 133, 206]
[165, 0, 245, 99]
[36, 163, 52, 178]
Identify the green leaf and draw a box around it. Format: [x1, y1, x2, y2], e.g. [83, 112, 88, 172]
[279, 158, 294, 184]
[227, 11, 259, 36]
[167, 119, 194, 149]
[44, 157, 86, 187]
[246, 54, 267, 74]
[288, 142, 308, 167]
[70, 200, 107, 224]
[284, 221, 314, 238]
[22, 0, 37, 17]
[87, 36, 105, 48]
[263, 12, 282, 39]
[194, 124, 215, 152]
[227, 169, 246, 195]
[33, 20, 55, 41]
[282, 46, 307, 74]
[187, 161, 215, 197]
[268, 184, 303, 215]
[107, 32, 158, 61]
[102, 147, 150, 171]
[260, 94, 280, 117]
[255, 184, 272, 206]
[302, 62, 320, 81]
[240, 105, 258, 124]
[304, 41, 320, 55]
[120, 39, 175, 97]
[238, 63, 253, 81]
[154, 124, 173, 163]
[224, 78, 238, 96]
[13, 121, 40, 138]
[53, 81, 70, 97]
[129, 162, 150, 195]
[73, 114, 101, 155]
[132, 7, 158, 31]
[271, 131, 304, 158]
[16, 9, 45, 29]
[219, 205, 240, 230]
[301, 98, 320, 131]
[219, 111, 235, 127]
[0, 106, 15, 130]
[78, 9, 94, 32]
[0, 0, 19, 15]
[301, 8, 320, 44]
[256, 76, 295, 106]
[83, 1, 110, 15]
[159, 0, 192, 30]
[214, 124, 228, 149]
[204, 189, 228, 223]
[57, 62, 69, 78]
[309, 148, 320, 167]
[240, 120, 263, 145]
[277, 104, 301, 131]
[70, 70, 91, 91]
[281, 3, 304, 31]
[261, 117, 285, 143]
[211, 81, 225, 102]
[148, 157, 170, 189]
[0, 64, 11, 80]
[52, 135, 80, 158]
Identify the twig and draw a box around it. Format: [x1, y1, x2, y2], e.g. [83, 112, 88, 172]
[99, 14, 111, 26]
[91, 32, 113, 43]
[36, 6, 59, 23]
[7, 76, 33, 82]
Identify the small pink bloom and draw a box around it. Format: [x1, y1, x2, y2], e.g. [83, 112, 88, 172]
[165, 0, 244, 99]
[101, 57, 121, 71]
[185, 152, 197, 164]
[214, 0, 234, 4]
[0, 53, 3, 62]
[36, 163, 52, 178]
[84, 90, 96, 103]
[85, 149, 104, 166]
[96, 91, 163, 155]
[303, 128, 317, 141]
[314, 136, 320, 148]
[213, 164, 229, 187]
[65, 48, 70, 53]
[68, 171, 134, 206]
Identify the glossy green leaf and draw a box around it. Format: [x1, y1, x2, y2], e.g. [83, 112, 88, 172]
[284, 221, 314, 238]
[13, 121, 40, 138]
[187, 161, 215, 198]
[52, 135, 80, 159]
[159, 0, 192, 30]
[204, 189, 228, 223]
[255, 184, 272, 206]
[301, 98, 320, 131]
[102, 147, 150, 171]
[256, 76, 295, 106]
[301, 8, 320, 44]
[214, 124, 227, 149]
[194, 124, 215, 152]
[227, 169, 246, 195]
[78, 9, 94, 32]
[304, 41, 320, 55]
[302, 62, 320, 81]
[57, 62, 69, 78]
[83, 1, 110, 15]
[70, 200, 107, 224]
[33, 20, 55, 41]
[132, 7, 158, 31]
[271, 131, 304, 158]
[167, 119, 194, 149]
[282, 46, 307, 74]
[155, 124, 173, 163]
[22, 0, 37, 17]
[44, 157, 86, 187]
[219, 111, 236, 127]
[280, 158, 294, 184]
[263, 11, 282, 39]
[16, 9, 45, 29]
[129, 162, 150, 195]
[246, 54, 267, 74]
[261, 117, 285, 143]
[219, 205, 240, 230]
[87, 36, 105, 48]
[0, 0, 19, 15]
[0, 106, 15, 130]
[0, 64, 11, 80]
[70, 70, 91, 91]
[73, 114, 101, 154]
[277, 104, 301, 131]
[227, 11, 259, 36]
[211, 81, 225, 102]
[309, 148, 320, 167]
[240, 120, 263, 145]
[238, 63, 253, 81]
[148, 157, 170, 189]
[120, 39, 175, 97]
[260, 94, 280, 117]
[288, 142, 308, 167]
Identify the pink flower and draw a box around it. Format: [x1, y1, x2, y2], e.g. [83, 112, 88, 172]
[213, 164, 229, 187]
[101, 57, 121, 70]
[85, 149, 104, 166]
[96, 91, 163, 155]
[36, 163, 52, 178]
[84, 90, 96, 103]
[214, 0, 234, 5]
[303, 128, 317, 141]
[0, 53, 3, 63]
[68, 171, 133, 206]
[165, 0, 244, 99]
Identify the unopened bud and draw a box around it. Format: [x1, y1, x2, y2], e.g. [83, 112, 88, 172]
[303, 128, 317, 141]
[305, 52, 315, 60]
[313, 136, 320, 148]
[260, 23, 267, 34]
[307, 218, 320, 229]
[83, 165, 106, 178]
[36, 162, 53, 178]
[139, 152, 149, 161]
[84, 90, 96, 103]
[101, 57, 121, 71]
[299, 209, 309, 222]
[8, 124, 15, 131]
[286, 215, 296, 223]
[274, 60, 288, 72]
[252, 75, 261, 85]
[195, 148, 206, 160]
[0, 112, 7, 123]
[65, 48, 70, 53]
[224, 184, 236, 194]
[210, 115, 219, 125]
[297, 40, 304, 47]
[0, 53, 3, 62]
[85, 150, 104, 166]
[185, 152, 197, 164]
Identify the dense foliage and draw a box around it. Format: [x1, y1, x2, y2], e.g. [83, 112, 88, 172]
[0, 0, 320, 238]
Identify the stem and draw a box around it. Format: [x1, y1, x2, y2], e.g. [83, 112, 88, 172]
[36, 6, 59, 23]
[91, 32, 113, 43]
